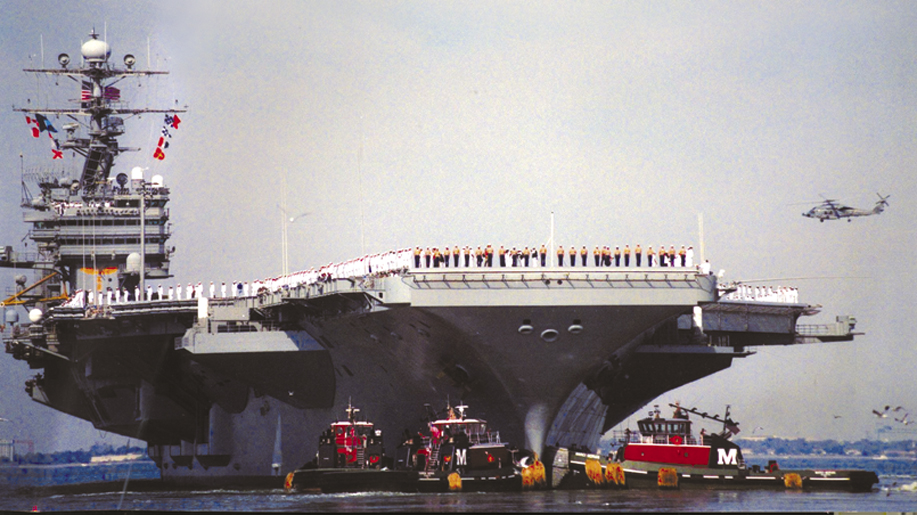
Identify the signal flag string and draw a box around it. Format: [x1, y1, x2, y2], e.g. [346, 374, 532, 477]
[153, 114, 182, 161]
[24, 114, 63, 160]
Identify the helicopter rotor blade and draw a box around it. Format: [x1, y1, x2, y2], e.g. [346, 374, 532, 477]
[788, 200, 827, 206]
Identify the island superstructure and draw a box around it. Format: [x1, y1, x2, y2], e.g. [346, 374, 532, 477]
[1, 32, 861, 486]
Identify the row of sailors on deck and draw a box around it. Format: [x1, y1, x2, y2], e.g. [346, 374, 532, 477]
[412, 244, 695, 268]
[721, 284, 799, 304]
[61, 249, 419, 306]
[59, 243, 703, 308]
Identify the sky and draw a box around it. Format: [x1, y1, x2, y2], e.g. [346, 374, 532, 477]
[1, 0, 916, 452]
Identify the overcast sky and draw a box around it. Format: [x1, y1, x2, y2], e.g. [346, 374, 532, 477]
[2, 1, 916, 452]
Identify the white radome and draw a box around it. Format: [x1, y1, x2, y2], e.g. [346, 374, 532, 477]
[81, 38, 111, 63]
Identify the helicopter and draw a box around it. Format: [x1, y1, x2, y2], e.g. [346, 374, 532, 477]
[802, 193, 890, 222]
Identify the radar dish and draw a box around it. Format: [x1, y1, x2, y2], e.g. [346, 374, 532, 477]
[116, 173, 129, 186]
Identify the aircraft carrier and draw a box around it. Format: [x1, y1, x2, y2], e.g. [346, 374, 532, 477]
[1, 32, 861, 486]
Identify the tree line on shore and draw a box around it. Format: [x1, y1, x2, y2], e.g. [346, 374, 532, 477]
[1, 443, 149, 465]
[736, 437, 917, 457]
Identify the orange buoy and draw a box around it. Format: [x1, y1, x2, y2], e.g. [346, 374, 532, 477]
[606, 462, 626, 487]
[521, 454, 546, 490]
[284, 471, 295, 491]
[447, 472, 462, 491]
[657, 467, 679, 489]
[585, 458, 605, 485]
[784, 472, 803, 489]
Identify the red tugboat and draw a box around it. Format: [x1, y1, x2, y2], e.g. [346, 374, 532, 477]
[286, 401, 532, 493]
[284, 400, 415, 493]
[615, 403, 879, 492]
[397, 403, 527, 492]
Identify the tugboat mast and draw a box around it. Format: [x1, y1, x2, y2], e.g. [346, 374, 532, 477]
[668, 403, 740, 438]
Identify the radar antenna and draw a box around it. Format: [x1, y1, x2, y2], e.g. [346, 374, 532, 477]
[668, 403, 741, 439]
[344, 397, 360, 423]
[15, 32, 186, 199]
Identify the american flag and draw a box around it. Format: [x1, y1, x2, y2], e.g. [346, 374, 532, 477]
[81, 80, 91, 103]
[103, 86, 120, 101]
[80, 85, 120, 102]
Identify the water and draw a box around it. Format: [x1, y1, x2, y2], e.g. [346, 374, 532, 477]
[1, 458, 915, 512]
[1, 476, 915, 512]
[0, 460, 160, 489]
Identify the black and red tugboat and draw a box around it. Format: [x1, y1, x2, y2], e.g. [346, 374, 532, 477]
[284, 400, 415, 493]
[613, 403, 878, 492]
[285, 401, 537, 493]
[396, 403, 530, 492]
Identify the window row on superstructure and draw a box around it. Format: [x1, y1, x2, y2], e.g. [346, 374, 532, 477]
[35, 219, 168, 228]
[56, 236, 167, 245]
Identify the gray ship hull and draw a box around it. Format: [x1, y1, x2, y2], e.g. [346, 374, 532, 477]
[11, 267, 758, 483]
